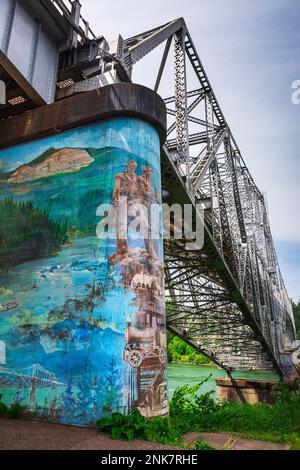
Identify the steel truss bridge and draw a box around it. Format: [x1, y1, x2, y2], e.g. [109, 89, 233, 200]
[0, 364, 65, 389]
[0, 1, 298, 377]
[0, 364, 66, 409]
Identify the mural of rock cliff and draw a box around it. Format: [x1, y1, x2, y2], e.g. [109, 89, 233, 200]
[0, 118, 168, 425]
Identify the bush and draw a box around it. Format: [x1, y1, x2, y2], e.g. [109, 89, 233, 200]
[195, 440, 216, 450]
[96, 409, 149, 441]
[0, 401, 8, 417]
[6, 403, 26, 419]
[143, 416, 180, 445]
[170, 375, 219, 416]
[190, 394, 300, 435]
[96, 409, 181, 445]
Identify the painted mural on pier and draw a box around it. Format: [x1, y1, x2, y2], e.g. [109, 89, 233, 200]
[0, 118, 168, 425]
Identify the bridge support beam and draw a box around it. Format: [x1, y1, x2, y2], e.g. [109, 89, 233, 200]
[0, 83, 168, 425]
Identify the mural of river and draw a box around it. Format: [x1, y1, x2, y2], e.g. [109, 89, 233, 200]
[0, 117, 168, 425]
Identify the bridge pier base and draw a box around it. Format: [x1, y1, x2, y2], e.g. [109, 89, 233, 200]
[216, 377, 280, 404]
[0, 83, 168, 425]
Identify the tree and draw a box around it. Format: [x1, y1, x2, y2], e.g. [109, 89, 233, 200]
[62, 379, 77, 421]
[102, 355, 122, 414]
[167, 333, 213, 365]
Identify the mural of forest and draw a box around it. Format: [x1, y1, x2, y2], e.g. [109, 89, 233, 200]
[0, 118, 168, 425]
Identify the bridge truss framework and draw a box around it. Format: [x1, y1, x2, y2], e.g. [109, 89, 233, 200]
[113, 18, 297, 376]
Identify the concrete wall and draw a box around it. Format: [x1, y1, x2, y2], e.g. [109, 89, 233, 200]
[216, 378, 279, 405]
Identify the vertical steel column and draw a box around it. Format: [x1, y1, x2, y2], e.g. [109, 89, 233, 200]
[174, 27, 190, 185]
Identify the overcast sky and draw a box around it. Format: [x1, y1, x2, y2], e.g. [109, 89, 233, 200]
[80, 0, 300, 300]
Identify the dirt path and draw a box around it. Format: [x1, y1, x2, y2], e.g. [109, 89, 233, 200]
[0, 419, 289, 451]
[0, 418, 179, 450]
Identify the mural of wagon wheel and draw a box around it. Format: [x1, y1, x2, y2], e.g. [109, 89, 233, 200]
[128, 350, 144, 368]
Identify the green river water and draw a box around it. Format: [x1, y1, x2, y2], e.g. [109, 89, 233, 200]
[167, 363, 279, 398]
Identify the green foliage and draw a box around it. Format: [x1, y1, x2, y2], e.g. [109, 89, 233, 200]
[193, 395, 300, 435]
[0, 400, 26, 419]
[195, 440, 216, 450]
[167, 333, 213, 365]
[273, 379, 300, 404]
[96, 409, 181, 445]
[96, 409, 149, 441]
[170, 375, 218, 416]
[168, 380, 300, 449]
[95, 378, 300, 450]
[96, 378, 219, 446]
[0, 401, 8, 417]
[6, 403, 26, 419]
[292, 300, 300, 338]
[173, 382, 300, 449]
[143, 416, 181, 445]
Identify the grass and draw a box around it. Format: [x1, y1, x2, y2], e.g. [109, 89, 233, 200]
[240, 431, 300, 451]
[170, 401, 300, 450]
[195, 440, 216, 450]
[0, 398, 26, 420]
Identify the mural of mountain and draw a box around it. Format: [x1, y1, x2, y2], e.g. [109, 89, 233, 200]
[6, 148, 95, 183]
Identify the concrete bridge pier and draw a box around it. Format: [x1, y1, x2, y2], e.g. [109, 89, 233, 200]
[216, 378, 281, 405]
[0, 83, 169, 425]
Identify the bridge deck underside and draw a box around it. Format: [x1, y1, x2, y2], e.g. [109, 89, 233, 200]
[164, 241, 275, 372]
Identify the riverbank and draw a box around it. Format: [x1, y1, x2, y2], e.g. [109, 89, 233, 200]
[169, 361, 218, 366]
